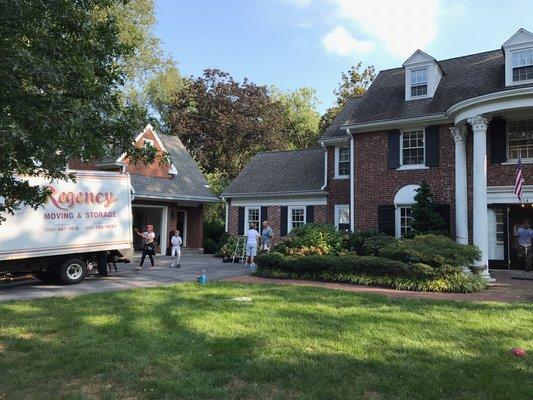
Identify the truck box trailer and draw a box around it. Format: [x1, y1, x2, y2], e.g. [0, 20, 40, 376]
[0, 170, 133, 284]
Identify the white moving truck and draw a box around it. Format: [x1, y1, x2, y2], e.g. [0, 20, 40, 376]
[0, 170, 133, 284]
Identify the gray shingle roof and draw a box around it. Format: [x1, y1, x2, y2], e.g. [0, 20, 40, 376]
[221, 148, 325, 197]
[344, 49, 533, 126]
[131, 134, 217, 202]
[320, 96, 362, 140]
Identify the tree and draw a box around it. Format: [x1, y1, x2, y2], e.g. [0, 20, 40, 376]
[0, 0, 158, 222]
[169, 69, 287, 179]
[270, 87, 321, 149]
[410, 182, 447, 235]
[320, 63, 376, 132]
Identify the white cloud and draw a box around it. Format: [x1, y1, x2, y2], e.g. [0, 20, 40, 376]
[331, 0, 441, 59]
[321, 26, 374, 57]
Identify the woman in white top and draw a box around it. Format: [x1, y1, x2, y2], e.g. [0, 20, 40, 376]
[135, 224, 156, 270]
[171, 230, 183, 268]
[246, 223, 260, 269]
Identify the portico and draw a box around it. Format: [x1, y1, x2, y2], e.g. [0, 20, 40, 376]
[449, 87, 533, 279]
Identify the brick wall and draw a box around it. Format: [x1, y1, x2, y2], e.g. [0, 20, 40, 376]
[125, 128, 172, 179]
[325, 146, 350, 224]
[353, 124, 456, 234]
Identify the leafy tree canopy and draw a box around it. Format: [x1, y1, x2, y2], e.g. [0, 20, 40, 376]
[320, 63, 376, 133]
[270, 86, 321, 149]
[0, 0, 157, 222]
[169, 69, 288, 179]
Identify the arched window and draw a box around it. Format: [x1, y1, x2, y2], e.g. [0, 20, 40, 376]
[393, 184, 420, 238]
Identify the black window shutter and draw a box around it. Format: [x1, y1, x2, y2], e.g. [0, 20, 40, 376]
[387, 130, 401, 169]
[425, 125, 440, 167]
[280, 206, 288, 236]
[436, 203, 451, 235]
[489, 117, 507, 164]
[237, 207, 245, 235]
[261, 206, 268, 223]
[378, 205, 396, 236]
[306, 206, 314, 223]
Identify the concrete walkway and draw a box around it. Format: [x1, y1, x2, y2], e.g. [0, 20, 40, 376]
[225, 269, 533, 303]
[0, 253, 250, 302]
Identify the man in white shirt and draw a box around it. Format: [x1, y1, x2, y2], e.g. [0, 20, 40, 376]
[171, 230, 183, 268]
[134, 224, 156, 270]
[245, 223, 260, 269]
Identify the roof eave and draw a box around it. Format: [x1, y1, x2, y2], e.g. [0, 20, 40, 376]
[221, 190, 327, 199]
[133, 193, 219, 203]
[343, 113, 449, 133]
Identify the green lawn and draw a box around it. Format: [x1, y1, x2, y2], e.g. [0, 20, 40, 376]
[0, 283, 531, 400]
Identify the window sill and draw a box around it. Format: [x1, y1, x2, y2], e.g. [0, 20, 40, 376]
[501, 158, 533, 165]
[396, 165, 429, 171]
[334, 175, 349, 180]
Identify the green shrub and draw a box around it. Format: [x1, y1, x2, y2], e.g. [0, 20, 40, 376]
[379, 234, 481, 270]
[273, 223, 343, 256]
[216, 236, 241, 258]
[203, 238, 219, 254]
[202, 217, 226, 254]
[343, 230, 396, 255]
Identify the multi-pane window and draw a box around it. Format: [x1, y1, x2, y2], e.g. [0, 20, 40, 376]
[246, 207, 260, 230]
[495, 209, 504, 245]
[512, 48, 533, 82]
[335, 205, 350, 231]
[410, 67, 428, 97]
[508, 119, 533, 159]
[336, 147, 350, 178]
[289, 207, 305, 232]
[399, 206, 413, 237]
[401, 130, 425, 166]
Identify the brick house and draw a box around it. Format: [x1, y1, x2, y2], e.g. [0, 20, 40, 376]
[223, 28, 533, 278]
[71, 124, 217, 253]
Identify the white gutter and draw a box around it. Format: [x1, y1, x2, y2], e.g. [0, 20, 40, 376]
[134, 194, 219, 203]
[343, 113, 448, 133]
[320, 141, 327, 190]
[222, 198, 229, 232]
[220, 190, 327, 198]
[349, 130, 355, 232]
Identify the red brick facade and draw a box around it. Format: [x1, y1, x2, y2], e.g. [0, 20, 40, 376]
[325, 146, 350, 223]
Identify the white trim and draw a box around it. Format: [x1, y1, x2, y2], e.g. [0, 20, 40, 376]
[487, 185, 533, 204]
[287, 206, 306, 234]
[395, 205, 413, 238]
[318, 136, 350, 145]
[168, 163, 178, 175]
[224, 201, 229, 232]
[400, 128, 425, 168]
[505, 117, 533, 161]
[177, 210, 188, 248]
[343, 113, 447, 133]
[334, 204, 350, 230]
[117, 124, 168, 163]
[349, 134, 355, 232]
[501, 158, 533, 165]
[231, 196, 326, 207]
[406, 66, 430, 100]
[334, 146, 350, 179]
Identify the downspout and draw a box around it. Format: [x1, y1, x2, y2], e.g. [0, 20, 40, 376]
[320, 141, 327, 190]
[349, 130, 355, 232]
[222, 197, 229, 233]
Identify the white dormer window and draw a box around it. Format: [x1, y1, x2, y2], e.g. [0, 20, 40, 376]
[403, 50, 442, 101]
[410, 67, 428, 97]
[512, 48, 533, 82]
[502, 28, 533, 86]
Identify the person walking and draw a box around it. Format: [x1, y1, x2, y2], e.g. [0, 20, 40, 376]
[261, 220, 273, 252]
[171, 229, 183, 268]
[245, 222, 259, 269]
[135, 224, 156, 270]
[516, 219, 533, 271]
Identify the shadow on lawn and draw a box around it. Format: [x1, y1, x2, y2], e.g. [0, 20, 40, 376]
[0, 283, 531, 400]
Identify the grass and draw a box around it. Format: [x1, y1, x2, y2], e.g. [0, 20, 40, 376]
[0, 282, 531, 400]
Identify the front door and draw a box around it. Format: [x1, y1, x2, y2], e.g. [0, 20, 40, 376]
[488, 206, 507, 268]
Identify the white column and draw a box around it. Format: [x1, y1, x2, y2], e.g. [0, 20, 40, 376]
[450, 126, 469, 245]
[468, 115, 493, 281]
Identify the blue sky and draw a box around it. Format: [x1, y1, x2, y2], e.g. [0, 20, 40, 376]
[154, 0, 533, 113]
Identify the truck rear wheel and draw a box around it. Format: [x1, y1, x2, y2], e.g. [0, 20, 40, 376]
[57, 258, 87, 285]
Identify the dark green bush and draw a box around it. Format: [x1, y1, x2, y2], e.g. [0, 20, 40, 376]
[203, 238, 219, 254]
[273, 223, 344, 255]
[256, 252, 436, 279]
[203, 217, 226, 254]
[343, 230, 395, 255]
[379, 234, 481, 270]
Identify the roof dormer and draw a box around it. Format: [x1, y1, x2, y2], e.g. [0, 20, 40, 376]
[402, 50, 443, 101]
[502, 28, 533, 87]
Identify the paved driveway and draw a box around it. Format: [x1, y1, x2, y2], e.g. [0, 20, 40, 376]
[0, 253, 249, 302]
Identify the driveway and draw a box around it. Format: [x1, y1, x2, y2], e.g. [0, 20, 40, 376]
[0, 252, 249, 302]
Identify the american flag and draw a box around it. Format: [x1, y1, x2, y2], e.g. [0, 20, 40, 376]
[515, 157, 523, 202]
